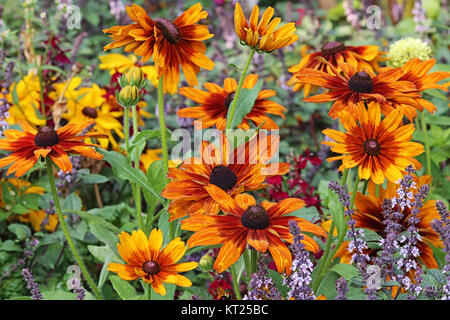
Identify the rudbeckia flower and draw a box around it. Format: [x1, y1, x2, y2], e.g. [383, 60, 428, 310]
[296, 58, 422, 120]
[0, 121, 106, 177]
[5, 71, 46, 127]
[103, 3, 215, 93]
[161, 131, 290, 221]
[383, 58, 450, 114]
[177, 74, 286, 130]
[322, 102, 424, 184]
[335, 175, 442, 269]
[107, 229, 198, 296]
[182, 189, 327, 274]
[288, 42, 385, 97]
[234, 2, 298, 52]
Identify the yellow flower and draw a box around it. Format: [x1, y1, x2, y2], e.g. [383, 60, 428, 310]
[63, 89, 124, 149]
[234, 2, 298, 52]
[107, 229, 198, 296]
[6, 71, 45, 127]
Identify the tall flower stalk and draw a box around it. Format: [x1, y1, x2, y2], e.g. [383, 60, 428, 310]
[46, 158, 103, 300]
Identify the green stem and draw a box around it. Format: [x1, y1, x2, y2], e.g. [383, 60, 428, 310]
[157, 77, 172, 239]
[361, 179, 368, 195]
[225, 48, 256, 130]
[243, 250, 251, 282]
[123, 107, 131, 164]
[314, 174, 359, 293]
[312, 220, 335, 293]
[46, 158, 103, 300]
[132, 104, 144, 231]
[157, 77, 169, 176]
[230, 264, 242, 300]
[341, 168, 349, 189]
[420, 111, 432, 178]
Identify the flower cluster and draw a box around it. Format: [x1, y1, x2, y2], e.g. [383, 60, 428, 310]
[283, 220, 315, 300]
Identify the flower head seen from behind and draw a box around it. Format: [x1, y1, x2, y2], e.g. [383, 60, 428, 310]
[177, 74, 286, 130]
[322, 102, 424, 184]
[0, 121, 106, 177]
[181, 188, 327, 274]
[234, 2, 298, 53]
[288, 42, 385, 97]
[103, 3, 215, 93]
[107, 229, 198, 296]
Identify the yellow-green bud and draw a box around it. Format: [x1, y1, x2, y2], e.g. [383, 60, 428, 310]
[199, 254, 213, 271]
[386, 38, 433, 68]
[116, 85, 141, 108]
[124, 67, 147, 89]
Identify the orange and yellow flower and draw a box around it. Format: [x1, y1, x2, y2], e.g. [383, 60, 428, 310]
[335, 175, 442, 269]
[234, 3, 298, 52]
[182, 188, 327, 274]
[177, 74, 286, 130]
[322, 102, 424, 184]
[288, 42, 385, 97]
[103, 3, 214, 93]
[296, 59, 421, 120]
[161, 131, 289, 221]
[382, 58, 450, 114]
[107, 229, 198, 296]
[0, 121, 106, 177]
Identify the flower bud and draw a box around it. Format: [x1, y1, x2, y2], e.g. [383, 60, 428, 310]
[199, 253, 213, 271]
[116, 85, 141, 108]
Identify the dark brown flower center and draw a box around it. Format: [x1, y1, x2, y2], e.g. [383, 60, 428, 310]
[241, 205, 270, 230]
[348, 71, 373, 93]
[224, 92, 235, 108]
[209, 165, 237, 191]
[321, 41, 346, 56]
[34, 126, 59, 147]
[142, 260, 160, 275]
[155, 18, 180, 44]
[364, 139, 381, 156]
[82, 107, 98, 119]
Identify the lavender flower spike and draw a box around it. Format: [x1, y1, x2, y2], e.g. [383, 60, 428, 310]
[283, 220, 315, 300]
[22, 268, 43, 300]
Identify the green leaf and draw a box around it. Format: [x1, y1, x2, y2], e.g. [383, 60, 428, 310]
[7, 224, 31, 240]
[65, 209, 120, 233]
[99, 150, 167, 207]
[0, 240, 23, 252]
[226, 80, 264, 129]
[87, 245, 115, 263]
[79, 174, 109, 184]
[89, 224, 119, 257]
[151, 283, 176, 300]
[329, 263, 360, 282]
[61, 193, 83, 212]
[109, 275, 138, 300]
[41, 64, 68, 77]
